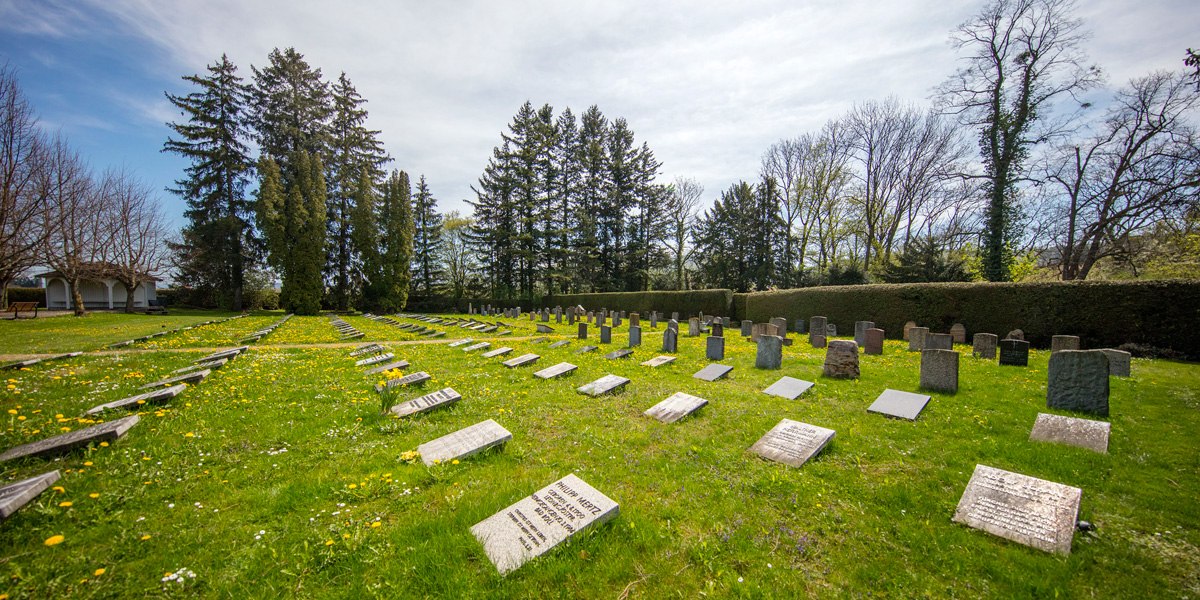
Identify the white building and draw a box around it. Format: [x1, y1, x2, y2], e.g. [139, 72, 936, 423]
[35, 266, 159, 310]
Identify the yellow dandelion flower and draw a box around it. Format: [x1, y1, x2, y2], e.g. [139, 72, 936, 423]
[94, 568, 106, 576]
[52, 486, 65, 493]
[83, 461, 93, 466]
[370, 521, 382, 528]
[324, 539, 334, 546]
[58, 501, 72, 507]
[44, 534, 65, 546]
[89, 493, 100, 499]
[140, 535, 151, 541]
[451, 460, 460, 465]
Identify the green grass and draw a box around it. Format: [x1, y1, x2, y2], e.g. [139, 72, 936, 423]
[0, 313, 1197, 598]
[0, 310, 239, 354]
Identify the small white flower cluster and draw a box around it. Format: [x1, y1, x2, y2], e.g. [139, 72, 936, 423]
[265, 447, 288, 456]
[162, 567, 197, 583]
[254, 529, 266, 541]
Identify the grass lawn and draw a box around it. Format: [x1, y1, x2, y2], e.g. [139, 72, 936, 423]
[0, 313, 1197, 598]
[0, 310, 240, 355]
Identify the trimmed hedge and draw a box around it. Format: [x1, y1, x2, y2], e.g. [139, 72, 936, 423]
[744, 280, 1200, 357]
[540, 290, 735, 318]
[4, 286, 45, 307]
[732, 293, 750, 321]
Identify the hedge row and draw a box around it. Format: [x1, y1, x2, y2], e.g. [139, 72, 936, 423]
[4, 286, 45, 307]
[743, 280, 1200, 357]
[538, 290, 735, 318]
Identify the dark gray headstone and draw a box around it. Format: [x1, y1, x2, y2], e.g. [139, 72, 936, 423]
[1029, 413, 1110, 453]
[950, 323, 967, 344]
[662, 328, 678, 353]
[972, 333, 999, 359]
[419, 419, 512, 466]
[822, 341, 859, 379]
[0, 470, 60, 520]
[502, 353, 540, 368]
[920, 349, 959, 394]
[644, 392, 708, 424]
[755, 335, 783, 369]
[576, 374, 630, 396]
[740, 320, 753, 337]
[1099, 348, 1131, 378]
[86, 384, 185, 415]
[854, 321, 875, 346]
[693, 364, 733, 382]
[952, 464, 1081, 555]
[641, 356, 676, 367]
[999, 339, 1030, 366]
[864, 328, 884, 355]
[534, 362, 577, 379]
[868, 389, 931, 421]
[809, 316, 827, 344]
[761, 376, 814, 400]
[548, 340, 570, 349]
[0, 415, 139, 462]
[600, 325, 611, 344]
[390, 387, 461, 417]
[749, 419, 835, 468]
[926, 333, 953, 351]
[1051, 335, 1081, 353]
[710, 322, 723, 337]
[577, 323, 588, 340]
[770, 317, 789, 339]
[1047, 350, 1110, 417]
[626, 325, 641, 347]
[705, 336, 725, 361]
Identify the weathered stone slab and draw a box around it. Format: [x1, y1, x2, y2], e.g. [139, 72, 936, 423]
[693, 364, 733, 382]
[973, 333, 999, 359]
[140, 369, 210, 390]
[463, 342, 492, 352]
[355, 353, 396, 367]
[822, 341, 859, 379]
[762, 376, 814, 400]
[471, 474, 619, 575]
[644, 392, 708, 423]
[661, 328, 678, 353]
[826, 324, 837, 336]
[0, 415, 139, 462]
[705, 336, 725, 361]
[950, 323, 967, 344]
[604, 349, 633, 360]
[536, 324, 553, 334]
[1099, 348, 1131, 377]
[548, 340, 570, 349]
[479, 325, 498, 333]
[809, 316, 827, 344]
[419, 419, 512, 466]
[908, 327, 929, 352]
[810, 333, 826, 348]
[926, 333, 954, 350]
[350, 343, 385, 357]
[575, 345, 598, 354]
[628, 326, 641, 347]
[1047, 350, 1110, 417]
[577, 323, 588, 340]
[599, 325, 612, 344]
[1006, 329, 1025, 341]
[172, 358, 228, 374]
[364, 360, 410, 375]
[0, 470, 61, 520]
[195, 346, 248, 363]
[1029, 413, 1110, 453]
[920, 349, 959, 394]
[502, 353, 540, 368]
[375, 371, 432, 392]
[740, 320, 753, 336]
[86, 384, 186, 415]
[390, 387, 461, 417]
[641, 356, 676, 367]
[999, 339, 1030, 366]
[864, 328, 884, 355]
[448, 338, 474, 348]
[952, 464, 1082, 555]
[749, 419, 835, 468]
[867, 389, 931, 421]
[1051, 335, 1081, 353]
[755, 335, 783, 369]
[482, 347, 514, 359]
[534, 362, 577, 379]
[903, 321, 917, 341]
[577, 374, 630, 396]
[854, 321, 875, 346]
[688, 317, 701, 337]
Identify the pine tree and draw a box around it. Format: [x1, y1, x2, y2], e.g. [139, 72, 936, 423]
[251, 48, 332, 172]
[692, 181, 781, 292]
[163, 54, 256, 310]
[548, 108, 580, 295]
[350, 168, 380, 305]
[255, 151, 326, 315]
[411, 175, 444, 297]
[574, 105, 609, 291]
[371, 170, 414, 312]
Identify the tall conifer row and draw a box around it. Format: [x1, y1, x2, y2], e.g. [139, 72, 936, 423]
[255, 152, 326, 315]
[369, 170, 414, 312]
[411, 175, 444, 297]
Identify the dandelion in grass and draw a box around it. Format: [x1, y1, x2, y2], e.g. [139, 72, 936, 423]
[44, 535, 65, 546]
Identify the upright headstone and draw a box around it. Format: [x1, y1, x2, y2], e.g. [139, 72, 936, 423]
[749, 322, 780, 341]
[826, 324, 837, 336]
[687, 317, 700, 337]
[667, 319, 679, 334]
[1047, 350, 1110, 417]
[864, 328, 885, 355]
[710, 322, 723, 337]
[902, 321, 917, 341]
[770, 317, 789, 340]
[1029, 413, 1110, 453]
[950, 323, 967, 344]
[822, 341, 859, 379]
[1098, 348, 1131, 377]
[809, 317, 827, 345]
[612, 314, 621, 328]
[755, 335, 783, 369]
[629, 312, 639, 328]
[920, 349, 959, 394]
[740, 320, 753, 336]
[649, 312, 658, 329]
[908, 327, 929, 352]
[810, 333, 827, 349]
[671, 312, 679, 321]
[706, 336, 725, 361]
[999, 339, 1030, 366]
[952, 464, 1082, 555]
[628, 326, 642, 348]
[1006, 329, 1025, 341]
[854, 321, 875, 346]
[926, 333, 953, 351]
[749, 419, 836, 468]
[662, 328, 678, 353]
[577, 323, 588, 340]
[972, 333, 999, 359]
[600, 325, 612, 344]
[419, 420, 512, 466]
[1051, 335, 1081, 353]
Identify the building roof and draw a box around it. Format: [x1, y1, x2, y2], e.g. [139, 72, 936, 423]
[34, 262, 160, 282]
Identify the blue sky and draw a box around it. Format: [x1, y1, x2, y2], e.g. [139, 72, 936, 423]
[0, 0, 1195, 234]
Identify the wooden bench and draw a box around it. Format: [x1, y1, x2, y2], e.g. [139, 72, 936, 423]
[5, 302, 39, 319]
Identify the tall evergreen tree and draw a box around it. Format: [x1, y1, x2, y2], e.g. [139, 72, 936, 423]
[163, 54, 256, 310]
[548, 108, 581, 295]
[692, 181, 781, 292]
[376, 170, 414, 312]
[256, 151, 326, 314]
[251, 48, 333, 172]
[350, 168, 380, 306]
[574, 105, 609, 291]
[411, 175, 444, 297]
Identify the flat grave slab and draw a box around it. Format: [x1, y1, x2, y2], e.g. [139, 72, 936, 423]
[534, 362, 577, 379]
[419, 419, 512, 467]
[482, 347, 514, 359]
[749, 418, 835, 468]
[0, 470, 61, 520]
[463, 342, 492, 352]
[448, 338, 474, 348]
[952, 464, 1082, 555]
[375, 371, 432, 392]
[575, 345, 598, 354]
[762, 377, 814, 400]
[548, 341, 570, 349]
[172, 358, 227, 374]
[471, 474, 619, 575]
[644, 392, 708, 423]
[140, 369, 211, 390]
[86, 384, 186, 415]
[502, 353, 540, 368]
[390, 387, 462, 417]
[1029, 413, 1110, 453]
[355, 353, 396, 367]
[867, 389, 932, 421]
[604, 349, 633, 360]
[693, 364, 733, 382]
[364, 360, 410, 375]
[0, 415, 139, 462]
[349, 343, 385, 356]
[577, 374, 630, 396]
[641, 356, 676, 367]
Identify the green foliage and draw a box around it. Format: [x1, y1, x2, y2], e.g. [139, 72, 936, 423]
[544, 289, 734, 318]
[362, 170, 413, 312]
[411, 175, 444, 297]
[4, 286, 44, 307]
[256, 152, 326, 315]
[692, 180, 782, 291]
[250, 47, 332, 169]
[879, 237, 972, 283]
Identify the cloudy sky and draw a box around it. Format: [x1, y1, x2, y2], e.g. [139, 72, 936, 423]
[0, 0, 1194, 231]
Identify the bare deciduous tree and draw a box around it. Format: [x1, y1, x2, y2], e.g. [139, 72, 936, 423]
[103, 169, 170, 311]
[0, 64, 52, 307]
[761, 139, 807, 286]
[41, 137, 109, 316]
[662, 176, 703, 289]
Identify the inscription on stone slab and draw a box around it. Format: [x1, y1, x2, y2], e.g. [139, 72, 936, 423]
[355, 353, 396, 367]
[604, 349, 633, 360]
[952, 464, 1082, 555]
[350, 343, 385, 356]
[1029, 412, 1110, 453]
[0, 470, 61, 519]
[390, 387, 462, 417]
[140, 369, 210, 390]
[641, 356, 676, 367]
[470, 474, 619, 575]
[576, 374, 630, 396]
[502, 353, 540, 368]
[482, 347, 514, 359]
[86, 384, 186, 415]
[534, 362, 577, 379]
[867, 389, 931, 421]
[419, 419, 512, 466]
[376, 371, 432, 392]
[0, 415, 140, 462]
[364, 360, 410, 375]
[548, 340, 570, 349]
[749, 419, 835, 468]
[762, 377, 814, 400]
[463, 342, 492, 352]
[1047, 350, 1110, 417]
[693, 364, 733, 382]
[644, 392, 708, 423]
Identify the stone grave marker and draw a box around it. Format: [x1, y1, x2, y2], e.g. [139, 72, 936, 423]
[470, 474, 619, 575]
[662, 328, 678, 353]
[810, 333, 827, 348]
[1051, 335, 1081, 353]
[195, 347, 248, 363]
[926, 333, 954, 350]
[920, 349, 959, 394]
[1006, 329, 1025, 341]
[644, 392, 708, 423]
[140, 369, 210, 390]
[864, 328, 885, 355]
[740, 320, 753, 336]
[649, 312, 657, 328]
[0, 415, 139, 462]
[706, 336, 725, 361]
[376, 371, 432, 392]
[612, 314, 621, 328]
[355, 353, 396, 367]
[854, 321, 875, 346]
[549, 340, 570, 349]
[86, 384, 186, 415]
[809, 317, 827, 344]
[464, 342, 491, 352]
[903, 321, 917, 341]
[364, 360, 410, 375]
[577, 374, 630, 396]
[972, 333, 998, 359]
[826, 324, 837, 336]
[502, 353, 540, 368]
[1099, 348, 1131, 377]
[770, 317, 789, 339]
[755, 335, 783, 369]
[950, 323, 967, 344]
[481, 347, 514, 358]
[908, 327, 929, 352]
[749, 419, 835, 468]
[628, 326, 642, 347]
[1029, 413, 1110, 453]
[577, 323, 588, 340]
[762, 376, 814, 400]
[350, 343, 385, 357]
[952, 464, 1082, 555]
[1047, 350, 1110, 417]
[600, 326, 612, 344]
[667, 319, 679, 333]
[172, 358, 228, 374]
[536, 324, 553, 334]
[0, 470, 61, 520]
[999, 339, 1030, 366]
[671, 312, 680, 321]
[868, 389, 931, 421]
[693, 364, 733, 382]
[390, 387, 461, 417]
[531, 337, 548, 344]
[419, 419, 512, 466]
[710, 322, 723, 337]
[534, 362, 577, 379]
[575, 345, 598, 354]
[822, 341, 859, 379]
[604, 349, 633, 360]
[641, 356, 676, 367]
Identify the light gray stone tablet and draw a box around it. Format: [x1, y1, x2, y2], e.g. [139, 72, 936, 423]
[1098, 348, 1131, 378]
[576, 374, 630, 396]
[749, 418, 835, 468]
[575, 345, 598, 354]
[644, 392, 708, 423]
[172, 358, 228, 374]
[536, 324, 553, 333]
[419, 419, 512, 466]
[641, 356, 676, 367]
[140, 369, 210, 390]
[534, 362, 577, 379]
[482, 347, 514, 359]
[364, 360, 410, 375]
[389, 387, 461, 417]
[355, 352, 396, 367]
[548, 340, 570, 349]
[762, 376, 814, 400]
[952, 464, 1082, 555]
[86, 384, 186, 415]
[0, 470, 61, 520]
[375, 371, 432, 392]
[349, 343, 385, 356]
[471, 473, 619, 575]
[502, 353, 540, 368]
[1029, 412, 1110, 453]
[920, 349, 959, 394]
[197, 347, 246, 363]
[463, 342, 492, 352]
[0, 415, 140, 462]
[603, 349, 633, 360]
[867, 389, 931, 421]
[692, 363, 733, 381]
[447, 338, 474, 348]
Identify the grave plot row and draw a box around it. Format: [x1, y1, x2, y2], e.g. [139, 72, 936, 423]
[107, 314, 249, 349]
[240, 314, 293, 344]
[329, 316, 364, 340]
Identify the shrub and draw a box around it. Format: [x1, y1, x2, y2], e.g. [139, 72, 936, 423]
[4, 286, 45, 307]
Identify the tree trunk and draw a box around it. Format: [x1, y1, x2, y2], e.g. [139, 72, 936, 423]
[69, 275, 86, 316]
[122, 279, 138, 313]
